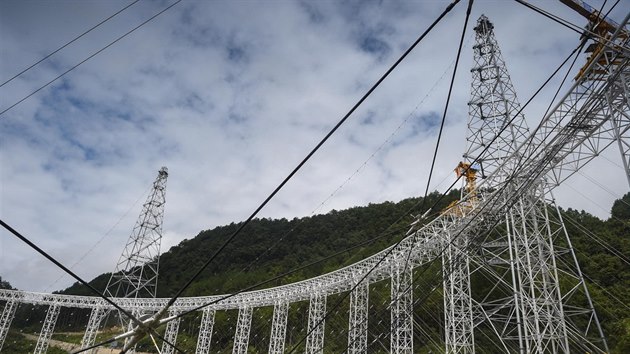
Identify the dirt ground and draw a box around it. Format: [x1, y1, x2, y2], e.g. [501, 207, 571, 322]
[22, 333, 152, 354]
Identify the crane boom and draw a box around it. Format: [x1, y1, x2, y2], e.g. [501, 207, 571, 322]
[559, 0, 624, 34]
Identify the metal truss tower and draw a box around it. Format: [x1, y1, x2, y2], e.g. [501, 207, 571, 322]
[78, 167, 169, 352]
[443, 14, 611, 353]
[464, 15, 533, 185]
[442, 14, 533, 353]
[0, 7, 626, 354]
[105, 166, 169, 299]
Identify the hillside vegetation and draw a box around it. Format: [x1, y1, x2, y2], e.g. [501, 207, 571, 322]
[6, 191, 629, 352]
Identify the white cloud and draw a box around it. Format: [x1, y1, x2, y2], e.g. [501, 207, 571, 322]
[0, 0, 627, 292]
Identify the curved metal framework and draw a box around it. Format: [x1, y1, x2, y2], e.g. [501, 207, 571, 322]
[0, 10, 628, 354]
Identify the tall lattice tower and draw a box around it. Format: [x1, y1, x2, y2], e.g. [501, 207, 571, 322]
[464, 15, 533, 184]
[80, 167, 169, 352]
[442, 15, 607, 353]
[442, 14, 532, 353]
[105, 166, 169, 299]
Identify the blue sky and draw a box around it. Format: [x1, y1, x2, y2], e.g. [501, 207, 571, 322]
[1, 0, 628, 292]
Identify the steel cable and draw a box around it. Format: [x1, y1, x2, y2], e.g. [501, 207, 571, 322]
[0, 0, 140, 87]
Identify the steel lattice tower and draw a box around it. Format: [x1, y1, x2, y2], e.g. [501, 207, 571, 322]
[443, 15, 608, 353]
[1, 7, 626, 354]
[78, 167, 168, 352]
[464, 16, 533, 185]
[443, 15, 532, 353]
[78, 167, 170, 352]
[104, 166, 169, 299]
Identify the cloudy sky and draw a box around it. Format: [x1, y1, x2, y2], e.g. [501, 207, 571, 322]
[1, 0, 628, 292]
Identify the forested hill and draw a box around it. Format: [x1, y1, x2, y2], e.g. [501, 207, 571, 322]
[58, 191, 630, 351]
[60, 190, 460, 297]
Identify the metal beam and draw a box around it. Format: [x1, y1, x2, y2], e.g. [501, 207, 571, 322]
[268, 301, 289, 354]
[196, 308, 215, 354]
[0, 300, 18, 351]
[34, 304, 60, 354]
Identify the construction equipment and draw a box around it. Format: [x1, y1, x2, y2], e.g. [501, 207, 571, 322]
[444, 162, 479, 217]
[560, 0, 628, 80]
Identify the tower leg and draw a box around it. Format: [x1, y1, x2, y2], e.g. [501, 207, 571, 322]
[80, 307, 106, 353]
[0, 300, 18, 351]
[610, 87, 630, 189]
[305, 293, 326, 354]
[161, 310, 182, 354]
[268, 301, 289, 354]
[196, 308, 215, 354]
[232, 307, 252, 354]
[521, 191, 567, 352]
[34, 304, 60, 354]
[442, 229, 474, 354]
[348, 282, 369, 354]
[124, 309, 143, 354]
[390, 264, 413, 354]
[551, 194, 609, 352]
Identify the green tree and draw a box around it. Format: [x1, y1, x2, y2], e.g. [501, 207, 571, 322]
[0, 276, 14, 290]
[611, 192, 630, 220]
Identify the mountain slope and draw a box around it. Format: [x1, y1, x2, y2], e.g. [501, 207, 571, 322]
[55, 191, 630, 352]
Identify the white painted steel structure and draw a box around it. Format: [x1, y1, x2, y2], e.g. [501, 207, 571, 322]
[34, 304, 60, 354]
[305, 293, 326, 354]
[233, 306, 253, 354]
[0, 300, 17, 350]
[195, 308, 215, 354]
[104, 166, 169, 300]
[268, 301, 289, 354]
[347, 282, 369, 354]
[161, 310, 181, 354]
[0, 10, 627, 354]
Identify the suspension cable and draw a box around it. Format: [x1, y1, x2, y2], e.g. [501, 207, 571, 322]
[0, 0, 183, 118]
[286, 1, 475, 351]
[337, 18, 624, 352]
[77, 2, 465, 350]
[162, 0, 463, 310]
[0, 0, 140, 87]
[242, 42, 464, 274]
[0, 219, 186, 353]
[41, 2, 630, 352]
[98, 5, 591, 350]
[513, 0, 589, 35]
[561, 209, 630, 265]
[44, 185, 151, 292]
[0, 219, 140, 327]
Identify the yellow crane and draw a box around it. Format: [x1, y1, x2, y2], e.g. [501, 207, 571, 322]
[559, 0, 628, 80]
[444, 162, 479, 217]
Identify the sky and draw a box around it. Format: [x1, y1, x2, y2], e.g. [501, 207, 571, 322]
[1, 0, 628, 293]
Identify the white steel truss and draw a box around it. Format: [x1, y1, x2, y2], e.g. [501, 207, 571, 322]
[442, 226, 474, 354]
[347, 282, 369, 354]
[465, 15, 533, 188]
[161, 309, 181, 354]
[445, 12, 624, 353]
[34, 304, 60, 354]
[0, 300, 18, 351]
[305, 293, 327, 354]
[507, 188, 569, 352]
[232, 306, 252, 354]
[124, 308, 143, 354]
[268, 301, 289, 354]
[80, 306, 106, 352]
[612, 109, 630, 187]
[195, 308, 215, 354]
[536, 21, 630, 187]
[0, 9, 626, 354]
[442, 14, 534, 353]
[390, 263, 413, 354]
[550, 195, 609, 352]
[104, 166, 169, 300]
